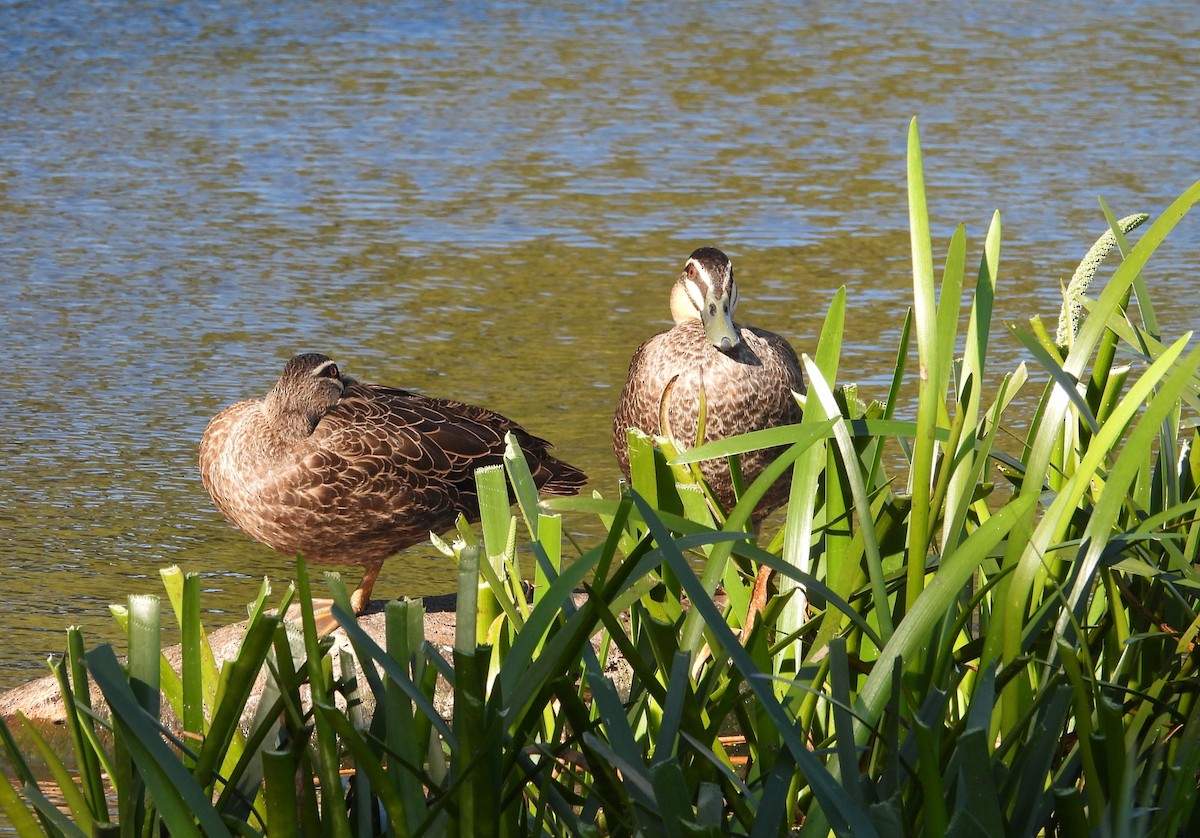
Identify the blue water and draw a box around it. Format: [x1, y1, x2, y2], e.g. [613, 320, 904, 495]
[0, 0, 1197, 689]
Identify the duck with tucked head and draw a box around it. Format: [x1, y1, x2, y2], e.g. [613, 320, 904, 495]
[612, 246, 805, 522]
[199, 353, 587, 616]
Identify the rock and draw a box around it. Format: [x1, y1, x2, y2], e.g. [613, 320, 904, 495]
[0, 592, 630, 747]
[0, 595, 459, 731]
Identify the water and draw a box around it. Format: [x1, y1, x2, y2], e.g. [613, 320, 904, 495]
[1, 0, 1197, 691]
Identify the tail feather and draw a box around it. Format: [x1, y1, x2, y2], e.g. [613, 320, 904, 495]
[513, 432, 587, 497]
[533, 455, 587, 496]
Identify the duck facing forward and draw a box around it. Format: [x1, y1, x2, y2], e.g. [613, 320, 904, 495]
[612, 247, 805, 522]
[199, 353, 587, 615]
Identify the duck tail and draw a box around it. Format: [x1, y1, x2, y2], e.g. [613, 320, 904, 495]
[534, 455, 588, 496]
[512, 431, 586, 496]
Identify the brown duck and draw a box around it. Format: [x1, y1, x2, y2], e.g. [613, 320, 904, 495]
[612, 246, 805, 522]
[199, 353, 587, 615]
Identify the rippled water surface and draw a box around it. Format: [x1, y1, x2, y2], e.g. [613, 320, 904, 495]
[1, 0, 1198, 690]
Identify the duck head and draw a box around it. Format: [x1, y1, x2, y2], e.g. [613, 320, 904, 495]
[670, 246, 742, 352]
[265, 352, 348, 436]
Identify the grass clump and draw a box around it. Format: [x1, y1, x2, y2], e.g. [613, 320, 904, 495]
[4, 118, 1200, 835]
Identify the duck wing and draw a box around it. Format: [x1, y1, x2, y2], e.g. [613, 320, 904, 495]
[313, 381, 583, 505]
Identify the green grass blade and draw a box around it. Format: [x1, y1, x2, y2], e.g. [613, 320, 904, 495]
[1008, 322, 1100, 434]
[262, 749, 299, 837]
[293, 555, 352, 838]
[951, 729, 1006, 837]
[935, 223, 967, 427]
[455, 541, 481, 653]
[649, 651, 691, 768]
[159, 568, 209, 746]
[1056, 342, 1200, 638]
[670, 420, 836, 463]
[475, 463, 512, 644]
[873, 309, 912, 484]
[191, 607, 280, 793]
[1100, 196, 1159, 341]
[181, 572, 204, 745]
[0, 713, 57, 836]
[497, 546, 599, 708]
[450, 644, 496, 836]
[333, 604, 455, 744]
[778, 391, 826, 657]
[827, 639, 867, 808]
[504, 431, 546, 540]
[630, 491, 879, 837]
[116, 593, 160, 833]
[999, 333, 1195, 668]
[942, 212, 1000, 551]
[16, 711, 94, 832]
[86, 643, 225, 837]
[533, 512, 563, 608]
[804, 358, 893, 640]
[859, 490, 1038, 727]
[913, 715, 948, 835]
[778, 289, 845, 659]
[905, 116, 942, 614]
[313, 699, 411, 835]
[813, 285, 846, 382]
[51, 635, 109, 824]
[994, 178, 1200, 666]
[0, 770, 43, 836]
[127, 594, 161, 721]
[384, 599, 426, 835]
[647, 760, 692, 836]
[12, 777, 90, 837]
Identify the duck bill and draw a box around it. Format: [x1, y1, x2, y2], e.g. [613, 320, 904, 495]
[703, 307, 741, 352]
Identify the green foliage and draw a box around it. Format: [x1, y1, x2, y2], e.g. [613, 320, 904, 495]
[4, 119, 1200, 835]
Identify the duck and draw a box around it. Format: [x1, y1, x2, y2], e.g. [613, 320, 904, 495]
[612, 246, 805, 522]
[199, 352, 587, 616]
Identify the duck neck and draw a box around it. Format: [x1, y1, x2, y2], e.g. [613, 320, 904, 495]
[262, 390, 320, 444]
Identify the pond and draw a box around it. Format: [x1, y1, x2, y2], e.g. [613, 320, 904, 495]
[1, 0, 1197, 691]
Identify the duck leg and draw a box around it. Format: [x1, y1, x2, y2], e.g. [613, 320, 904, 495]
[742, 563, 772, 638]
[350, 560, 384, 616]
[281, 560, 382, 634]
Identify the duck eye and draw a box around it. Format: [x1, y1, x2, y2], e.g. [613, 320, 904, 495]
[323, 364, 340, 379]
[708, 303, 717, 316]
